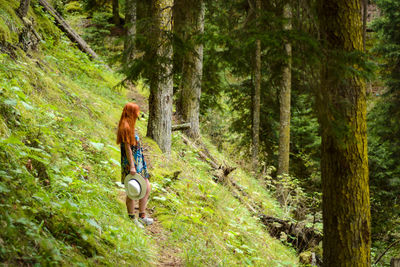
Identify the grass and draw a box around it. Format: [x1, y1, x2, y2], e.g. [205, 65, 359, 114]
[0, 2, 299, 266]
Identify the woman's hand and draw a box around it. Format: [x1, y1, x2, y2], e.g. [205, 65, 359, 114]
[130, 166, 137, 175]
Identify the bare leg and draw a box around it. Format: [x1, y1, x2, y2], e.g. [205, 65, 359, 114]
[126, 196, 135, 215]
[139, 179, 151, 214]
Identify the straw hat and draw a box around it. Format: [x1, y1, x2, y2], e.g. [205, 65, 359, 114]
[124, 173, 147, 200]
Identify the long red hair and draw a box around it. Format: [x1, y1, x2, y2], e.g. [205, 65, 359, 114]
[117, 103, 140, 145]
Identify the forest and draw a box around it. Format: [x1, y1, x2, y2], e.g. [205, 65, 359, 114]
[0, 0, 399, 266]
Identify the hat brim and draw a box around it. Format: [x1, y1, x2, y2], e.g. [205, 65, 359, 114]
[124, 173, 147, 200]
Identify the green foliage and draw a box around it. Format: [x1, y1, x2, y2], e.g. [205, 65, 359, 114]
[82, 11, 114, 55]
[0, 0, 23, 44]
[0, 5, 154, 264]
[366, 0, 400, 264]
[0, 3, 301, 266]
[200, 0, 322, 180]
[148, 132, 298, 266]
[65, 1, 83, 14]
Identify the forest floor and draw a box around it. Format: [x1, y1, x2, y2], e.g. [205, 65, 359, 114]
[117, 189, 183, 266]
[0, 1, 299, 265]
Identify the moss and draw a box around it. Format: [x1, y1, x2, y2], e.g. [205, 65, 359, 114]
[0, 1, 23, 44]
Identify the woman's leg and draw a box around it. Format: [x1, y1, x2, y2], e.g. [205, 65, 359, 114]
[126, 196, 135, 215]
[139, 179, 151, 214]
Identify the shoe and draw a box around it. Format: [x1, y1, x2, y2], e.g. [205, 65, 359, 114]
[133, 218, 144, 229]
[139, 217, 154, 226]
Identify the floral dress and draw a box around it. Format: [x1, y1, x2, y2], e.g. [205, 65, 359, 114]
[121, 134, 149, 183]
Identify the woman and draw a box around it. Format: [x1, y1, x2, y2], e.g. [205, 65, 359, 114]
[117, 103, 153, 227]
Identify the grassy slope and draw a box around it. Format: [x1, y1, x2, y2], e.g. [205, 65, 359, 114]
[0, 2, 298, 266]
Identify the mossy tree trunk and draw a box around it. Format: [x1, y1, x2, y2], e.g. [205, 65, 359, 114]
[175, 0, 204, 138]
[17, 0, 31, 18]
[252, 0, 261, 170]
[123, 0, 136, 64]
[277, 3, 291, 176]
[145, 0, 173, 154]
[318, 0, 371, 265]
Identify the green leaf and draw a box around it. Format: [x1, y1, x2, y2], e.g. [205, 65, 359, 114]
[90, 141, 104, 151]
[153, 196, 166, 202]
[3, 99, 17, 107]
[21, 101, 34, 110]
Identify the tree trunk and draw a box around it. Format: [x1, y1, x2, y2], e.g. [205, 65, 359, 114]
[277, 4, 291, 176]
[146, 0, 173, 154]
[172, 0, 184, 110]
[123, 0, 136, 64]
[318, 0, 371, 265]
[251, 0, 261, 170]
[175, 0, 204, 139]
[17, 0, 31, 18]
[362, 0, 367, 52]
[391, 258, 400, 267]
[112, 0, 121, 26]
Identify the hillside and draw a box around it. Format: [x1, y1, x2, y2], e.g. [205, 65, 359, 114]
[0, 1, 299, 266]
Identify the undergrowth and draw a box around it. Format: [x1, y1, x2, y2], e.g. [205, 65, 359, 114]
[0, 2, 298, 266]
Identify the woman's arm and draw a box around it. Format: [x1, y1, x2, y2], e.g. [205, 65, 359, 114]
[125, 143, 136, 175]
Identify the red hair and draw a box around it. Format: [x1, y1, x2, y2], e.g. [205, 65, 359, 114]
[117, 103, 140, 145]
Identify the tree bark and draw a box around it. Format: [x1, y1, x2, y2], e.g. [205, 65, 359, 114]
[318, 0, 371, 265]
[175, 0, 204, 138]
[391, 258, 400, 267]
[17, 0, 31, 18]
[112, 0, 121, 26]
[277, 4, 291, 176]
[146, 0, 173, 154]
[251, 0, 261, 170]
[123, 0, 136, 64]
[362, 0, 368, 52]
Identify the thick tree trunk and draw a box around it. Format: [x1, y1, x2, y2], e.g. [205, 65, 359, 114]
[318, 0, 371, 265]
[123, 0, 136, 64]
[17, 0, 31, 18]
[112, 0, 121, 26]
[175, 0, 204, 138]
[277, 4, 291, 176]
[251, 0, 261, 170]
[146, 0, 173, 154]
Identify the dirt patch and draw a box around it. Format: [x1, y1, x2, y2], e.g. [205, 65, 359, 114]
[147, 221, 183, 267]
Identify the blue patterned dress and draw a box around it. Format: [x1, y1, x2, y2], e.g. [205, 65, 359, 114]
[121, 134, 149, 183]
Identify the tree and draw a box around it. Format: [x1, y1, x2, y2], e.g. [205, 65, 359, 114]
[145, 0, 173, 154]
[277, 2, 292, 176]
[124, 0, 173, 153]
[317, 0, 371, 264]
[174, 0, 204, 138]
[362, 0, 368, 52]
[252, 0, 261, 169]
[123, 0, 136, 64]
[17, 0, 30, 18]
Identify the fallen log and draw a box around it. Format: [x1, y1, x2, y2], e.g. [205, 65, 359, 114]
[38, 0, 98, 59]
[172, 123, 191, 131]
[182, 135, 220, 170]
[181, 134, 322, 257]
